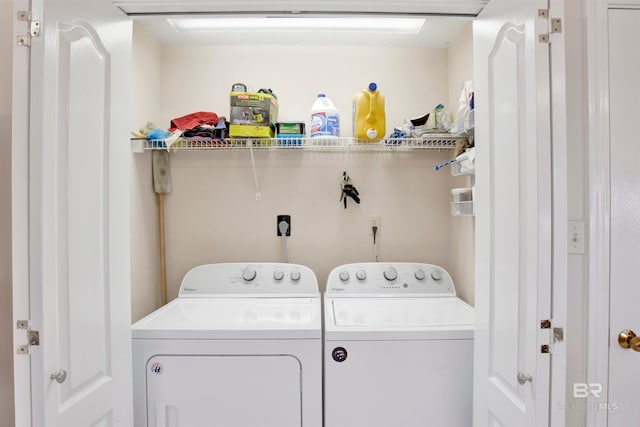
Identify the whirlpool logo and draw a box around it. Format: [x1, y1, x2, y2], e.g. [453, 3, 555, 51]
[150, 362, 163, 375]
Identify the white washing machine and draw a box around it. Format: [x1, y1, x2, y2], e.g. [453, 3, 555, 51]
[323, 262, 474, 427]
[132, 263, 322, 427]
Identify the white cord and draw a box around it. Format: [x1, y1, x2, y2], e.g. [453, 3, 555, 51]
[281, 235, 289, 263]
[279, 220, 290, 262]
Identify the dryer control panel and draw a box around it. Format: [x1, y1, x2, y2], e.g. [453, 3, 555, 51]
[179, 263, 319, 297]
[326, 262, 456, 297]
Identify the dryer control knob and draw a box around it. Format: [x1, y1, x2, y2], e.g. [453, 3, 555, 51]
[356, 270, 367, 281]
[414, 269, 426, 280]
[242, 267, 257, 281]
[431, 269, 443, 281]
[273, 270, 284, 281]
[383, 267, 398, 281]
[290, 271, 301, 282]
[339, 270, 350, 282]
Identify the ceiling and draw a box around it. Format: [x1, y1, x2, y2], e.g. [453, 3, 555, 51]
[137, 16, 472, 48]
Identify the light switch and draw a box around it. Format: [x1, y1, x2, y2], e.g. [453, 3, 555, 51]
[568, 221, 585, 254]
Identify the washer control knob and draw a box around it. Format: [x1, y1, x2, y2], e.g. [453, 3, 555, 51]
[414, 269, 426, 281]
[431, 269, 443, 281]
[383, 267, 398, 281]
[273, 270, 284, 281]
[242, 267, 257, 282]
[290, 270, 301, 282]
[339, 270, 350, 282]
[356, 270, 367, 281]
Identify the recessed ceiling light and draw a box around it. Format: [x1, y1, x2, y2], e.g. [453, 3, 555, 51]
[168, 17, 425, 34]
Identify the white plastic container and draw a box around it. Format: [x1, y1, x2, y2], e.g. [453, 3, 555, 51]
[451, 187, 474, 216]
[451, 187, 473, 202]
[310, 94, 340, 138]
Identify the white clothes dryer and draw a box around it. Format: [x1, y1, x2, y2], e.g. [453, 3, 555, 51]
[323, 262, 474, 427]
[132, 263, 322, 427]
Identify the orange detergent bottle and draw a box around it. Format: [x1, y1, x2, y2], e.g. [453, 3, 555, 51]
[353, 82, 386, 141]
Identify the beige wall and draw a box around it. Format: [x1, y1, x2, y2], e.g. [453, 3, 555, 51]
[131, 21, 164, 322]
[447, 22, 475, 305]
[0, 0, 14, 425]
[158, 45, 450, 136]
[131, 24, 476, 319]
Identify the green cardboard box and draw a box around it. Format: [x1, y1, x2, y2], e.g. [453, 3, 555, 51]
[229, 92, 279, 138]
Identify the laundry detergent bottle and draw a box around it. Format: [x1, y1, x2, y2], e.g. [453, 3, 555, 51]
[310, 94, 340, 138]
[353, 82, 386, 141]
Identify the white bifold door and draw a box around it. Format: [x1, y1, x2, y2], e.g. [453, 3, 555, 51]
[473, 0, 566, 426]
[13, 0, 133, 425]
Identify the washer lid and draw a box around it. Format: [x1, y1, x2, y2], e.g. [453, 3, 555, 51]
[329, 297, 474, 328]
[132, 297, 321, 339]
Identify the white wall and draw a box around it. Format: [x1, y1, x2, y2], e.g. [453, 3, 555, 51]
[0, 0, 14, 425]
[564, 0, 588, 425]
[131, 26, 475, 317]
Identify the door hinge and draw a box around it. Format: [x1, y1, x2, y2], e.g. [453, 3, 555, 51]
[538, 10, 562, 44]
[540, 319, 551, 329]
[16, 320, 39, 355]
[16, 11, 40, 47]
[541, 344, 551, 354]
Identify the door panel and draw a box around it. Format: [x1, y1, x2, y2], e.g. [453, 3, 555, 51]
[487, 22, 529, 410]
[57, 21, 111, 405]
[146, 355, 302, 427]
[473, 0, 554, 426]
[27, 0, 133, 425]
[608, 8, 640, 423]
[324, 339, 473, 427]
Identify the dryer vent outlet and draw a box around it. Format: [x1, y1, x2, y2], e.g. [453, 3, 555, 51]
[277, 215, 291, 236]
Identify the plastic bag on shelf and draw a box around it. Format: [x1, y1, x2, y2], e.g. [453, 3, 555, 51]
[423, 104, 452, 133]
[451, 81, 474, 135]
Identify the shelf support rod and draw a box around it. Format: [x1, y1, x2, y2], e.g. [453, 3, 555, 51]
[248, 140, 261, 200]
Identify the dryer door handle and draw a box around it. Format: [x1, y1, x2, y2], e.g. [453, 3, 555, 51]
[155, 403, 178, 427]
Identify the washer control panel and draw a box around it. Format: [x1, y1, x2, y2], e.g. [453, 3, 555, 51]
[326, 262, 456, 296]
[179, 263, 318, 297]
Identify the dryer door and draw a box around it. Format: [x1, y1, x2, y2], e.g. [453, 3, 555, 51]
[146, 355, 302, 427]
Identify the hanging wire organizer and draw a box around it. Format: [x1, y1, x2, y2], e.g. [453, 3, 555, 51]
[130, 135, 467, 153]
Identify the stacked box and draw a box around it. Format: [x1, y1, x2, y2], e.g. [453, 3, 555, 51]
[276, 122, 306, 146]
[229, 92, 279, 138]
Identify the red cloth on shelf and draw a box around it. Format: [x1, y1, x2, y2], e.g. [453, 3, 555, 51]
[170, 111, 219, 131]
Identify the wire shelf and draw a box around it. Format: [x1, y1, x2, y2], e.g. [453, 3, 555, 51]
[131, 135, 467, 153]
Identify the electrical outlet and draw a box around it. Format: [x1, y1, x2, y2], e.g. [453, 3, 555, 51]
[277, 215, 291, 236]
[368, 215, 381, 229]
